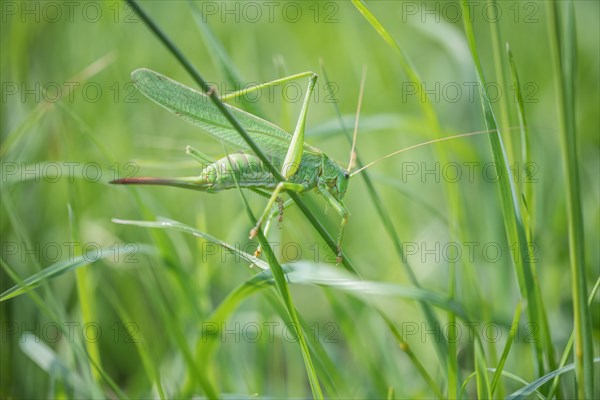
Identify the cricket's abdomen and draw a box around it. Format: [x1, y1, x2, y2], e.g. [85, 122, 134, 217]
[202, 152, 279, 192]
[111, 152, 321, 193]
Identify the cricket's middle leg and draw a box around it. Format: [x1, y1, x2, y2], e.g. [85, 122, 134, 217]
[254, 198, 294, 258]
[317, 184, 350, 263]
[249, 181, 306, 240]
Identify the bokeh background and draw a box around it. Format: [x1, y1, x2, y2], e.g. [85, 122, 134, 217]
[1, 1, 598, 398]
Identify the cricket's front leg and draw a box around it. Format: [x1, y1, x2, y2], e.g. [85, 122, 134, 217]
[249, 182, 306, 240]
[317, 184, 350, 263]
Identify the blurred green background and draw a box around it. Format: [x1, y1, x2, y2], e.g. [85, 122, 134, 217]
[1, 1, 598, 398]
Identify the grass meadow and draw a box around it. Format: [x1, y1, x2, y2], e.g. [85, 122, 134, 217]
[1, 1, 598, 398]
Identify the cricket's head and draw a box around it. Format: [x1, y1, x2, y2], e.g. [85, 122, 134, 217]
[323, 157, 350, 200]
[337, 169, 351, 199]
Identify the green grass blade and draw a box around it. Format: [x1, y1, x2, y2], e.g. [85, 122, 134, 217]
[377, 312, 444, 398]
[320, 62, 449, 394]
[224, 148, 325, 398]
[0, 245, 147, 302]
[1, 260, 127, 398]
[187, 269, 340, 397]
[19, 333, 90, 396]
[490, 301, 523, 394]
[187, 1, 243, 86]
[485, 369, 545, 399]
[507, 41, 560, 388]
[548, 277, 600, 398]
[102, 286, 167, 400]
[113, 217, 267, 269]
[350, 3, 477, 393]
[351, 0, 440, 133]
[507, 358, 600, 400]
[123, 215, 467, 398]
[460, 0, 549, 377]
[474, 339, 491, 399]
[141, 268, 219, 399]
[506, 44, 534, 239]
[546, 2, 594, 397]
[68, 203, 101, 385]
[283, 261, 467, 316]
[487, 0, 514, 163]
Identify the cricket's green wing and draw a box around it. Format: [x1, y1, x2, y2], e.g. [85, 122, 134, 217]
[132, 68, 322, 164]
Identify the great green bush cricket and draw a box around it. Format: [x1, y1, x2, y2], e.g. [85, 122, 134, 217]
[111, 68, 494, 262]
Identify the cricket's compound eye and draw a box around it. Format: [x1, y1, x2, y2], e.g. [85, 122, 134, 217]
[343, 171, 350, 179]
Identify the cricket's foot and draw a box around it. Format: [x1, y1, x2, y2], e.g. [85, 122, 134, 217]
[277, 198, 284, 227]
[249, 225, 260, 239]
[336, 246, 343, 264]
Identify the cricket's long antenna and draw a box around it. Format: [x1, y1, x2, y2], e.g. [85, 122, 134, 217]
[350, 129, 502, 177]
[348, 66, 367, 172]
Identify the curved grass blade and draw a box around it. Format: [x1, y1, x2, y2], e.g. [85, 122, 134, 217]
[116, 216, 470, 316]
[113, 217, 267, 269]
[131, 215, 467, 397]
[462, 369, 545, 400]
[283, 261, 467, 316]
[507, 358, 600, 400]
[113, 215, 324, 398]
[506, 42, 561, 392]
[190, 260, 466, 396]
[0, 245, 148, 302]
